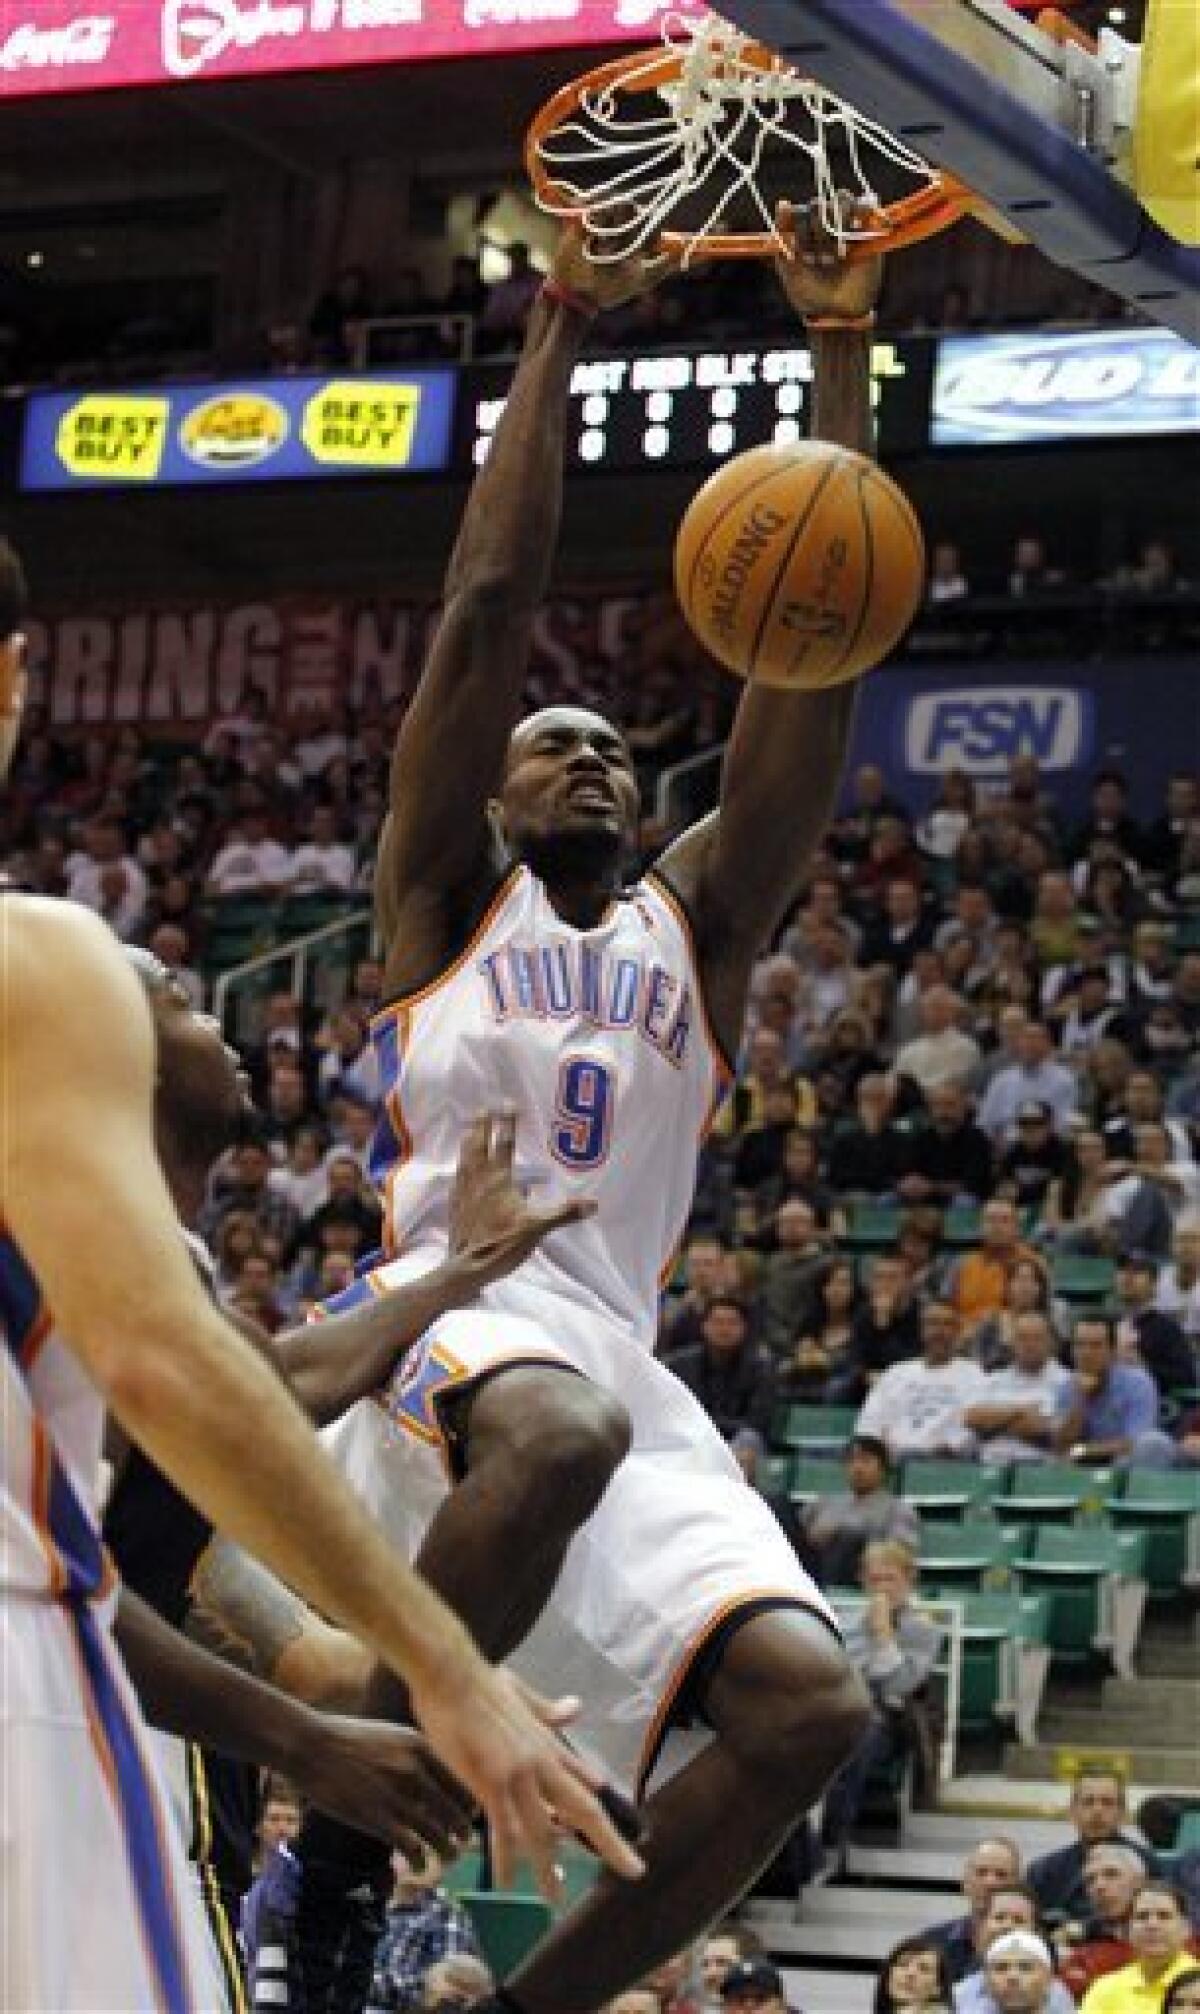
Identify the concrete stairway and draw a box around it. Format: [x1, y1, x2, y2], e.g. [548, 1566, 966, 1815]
[1005, 1606, 1200, 1787]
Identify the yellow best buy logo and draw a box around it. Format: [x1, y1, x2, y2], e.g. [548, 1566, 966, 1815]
[180, 392, 289, 470]
[301, 381, 421, 467]
[56, 395, 170, 482]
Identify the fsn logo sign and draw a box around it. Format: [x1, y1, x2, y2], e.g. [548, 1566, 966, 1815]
[904, 687, 1092, 776]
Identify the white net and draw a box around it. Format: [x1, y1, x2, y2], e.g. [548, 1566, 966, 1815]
[531, 9, 942, 263]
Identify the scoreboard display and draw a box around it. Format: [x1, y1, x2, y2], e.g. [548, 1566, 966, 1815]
[457, 340, 935, 472]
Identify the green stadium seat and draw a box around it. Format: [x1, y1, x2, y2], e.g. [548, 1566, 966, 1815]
[920, 1521, 1025, 1590]
[1177, 1812, 1200, 1855]
[950, 1591, 1053, 1744]
[1107, 1468, 1200, 1596]
[789, 1455, 847, 1504]
[842, 1201, 901, 1249]
[773, 1403, 858, 1454]
[460, 1894, 552, 1979]
[1016, 1525, 1148, 1675]
[902, 1458, 1007, 1520]
[1050, 1253, 1116, 1304]
[1000, 1462, 1114, 1524]
[943, 1205, 983, 1247]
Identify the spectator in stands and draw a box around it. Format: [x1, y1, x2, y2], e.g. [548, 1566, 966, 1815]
[269, 1124, 329, 1221]
[997, 1103, 1075, 1219]
[927, 1839, 1025, 1983]
[717, 1026, 817, 1145]
[829, 1073, 911, 1197]
[979, 1022, 1080, 1142]
[1164, 1975, 1200, 2011]
[927, 542, 971, 606]
[1122, 923, 1177, 1013]
[863, 877, 936, 976]
[417, 1953, 495, 2009]
[833, 764, 909, 864]
[646, 1949, 701, 2012]
[315, 1001, 381, 1107]
[203, 1137, 301, 1250]
[1030, 876, 1089, 975]
[850, 1252, 924, 1387]
[968, 1258, 1057, 1371]
[1115, 1255, 1196, 1399]
[1028, 1771, 1144, 1922]
[757, 1200, 830, 1357]
[670, 1293, 777, 1448]
[661, 1234, 734, 1355]
[365, 1849, 483, 2011]
[978, 1932, 1063, 2014]
[261, 1056, 312, 1156]
[1007, 536, 1066, 599]
[147, 920, 204, 1009]
[1073, 771, 1143, 869]
[66, 813, 148, 939]
[800, 1433, 920, 1586]
[896, 987, 982, 1095]
[956, 1891, 1075, 2014]
[1104, 1072, 1197, 1168]
[1080, 1884, 1199, 2012]
[1044, 1129, 1112, 1244]
[1156, 1215, 1200, 1340]
[965, 1311, 1072, 1465]
[857, 1299, 985, 1457]
[818, 1540, 942, 1868]
[1144, 775, 1198, 881]
[206, 803, 294, 898]
[288, 803, 356, 893]
[1055, 1314, 1175, 1470]
[798, 924, 859, 1038]
[874, 1934, 955, 2012]
[899, 1083, 994, 1207]
[1100, 1127, 1186, 1259]
[949, 1200, 1042, 1330]
[717, 1958, 794, 2010]
[782, 1256, 862, 1401]
[749, 1130, 839, 1247]
[699, 1925, 767, 2010]
[1056, 1841, 1159, 2001]
[479, 240, 540, 347]
[309, 263, 374, 365]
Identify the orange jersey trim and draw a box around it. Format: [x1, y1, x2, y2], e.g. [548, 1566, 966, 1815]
[370, 867, 525, 1026]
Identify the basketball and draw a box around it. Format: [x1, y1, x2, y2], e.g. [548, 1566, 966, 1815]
[673, 440, 926, 689]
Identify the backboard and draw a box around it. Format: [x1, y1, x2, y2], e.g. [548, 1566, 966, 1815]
[710, 0, 1199, 344]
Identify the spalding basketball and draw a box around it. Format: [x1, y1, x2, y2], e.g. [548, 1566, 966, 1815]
[674, 440, 925, 688]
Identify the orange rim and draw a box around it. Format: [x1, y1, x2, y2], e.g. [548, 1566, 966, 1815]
[524, 38, 973, 265]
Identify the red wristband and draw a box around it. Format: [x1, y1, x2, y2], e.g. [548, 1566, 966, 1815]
[804, 312, 877, 333]
[541, 276, 600, 321]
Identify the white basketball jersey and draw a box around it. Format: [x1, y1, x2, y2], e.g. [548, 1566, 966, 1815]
[369, 866, 730, 1343]
[1, 1228, 113, 1605]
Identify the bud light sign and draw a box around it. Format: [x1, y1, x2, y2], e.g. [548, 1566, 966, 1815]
[903, 686, 1093, 776]
[932, 329, 1200, 445]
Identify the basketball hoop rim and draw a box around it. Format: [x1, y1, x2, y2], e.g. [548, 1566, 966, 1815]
[524, 35, 976, 265]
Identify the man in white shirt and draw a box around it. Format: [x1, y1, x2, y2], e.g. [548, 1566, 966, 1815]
[206, 806, 294, 898]
[856, 1300, 986, 1459]
[294, 707, 348, 780]
[147, 921, 204, 1010]
[289, 804, 357, 894]
[1156, 1215, 1200, 1339]
[896, 985, 982, 1094]
[66, 814, 148, 940]
[978, 1021, 1080, 1142]
[964, 1312, 1072, 1466]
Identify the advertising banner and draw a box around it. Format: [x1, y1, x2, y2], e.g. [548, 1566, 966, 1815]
[0, 1, 703, 98]
[932, 327, 1200, 446]
[19, 370, 456, 490]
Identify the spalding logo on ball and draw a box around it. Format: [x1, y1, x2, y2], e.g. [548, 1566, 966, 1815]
[675, 440, 926, 689]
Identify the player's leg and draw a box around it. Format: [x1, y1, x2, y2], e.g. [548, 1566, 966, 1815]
[497, 1610, 869, 2014]
[360, 1362, 632, 1720]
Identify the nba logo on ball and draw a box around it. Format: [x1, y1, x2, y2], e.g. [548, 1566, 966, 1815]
[675, 441, 925, 690]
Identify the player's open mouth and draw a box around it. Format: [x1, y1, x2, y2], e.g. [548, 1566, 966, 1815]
[567, 782, 615, 808]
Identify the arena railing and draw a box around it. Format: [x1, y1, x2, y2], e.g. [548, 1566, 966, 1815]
[211, 907, 373, 1043]
[352, 312, 476, 366]
[654, 743, 723, 838]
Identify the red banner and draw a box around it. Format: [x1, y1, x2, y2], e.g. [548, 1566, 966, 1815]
[24, 589, 686, 731]
[0, 0, 703, 98]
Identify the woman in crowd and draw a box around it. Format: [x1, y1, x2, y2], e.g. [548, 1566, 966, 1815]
[782, 1256, 861, 1401]
[966, 1258, 1056, 1369]
[874, 1935, 955, 2012]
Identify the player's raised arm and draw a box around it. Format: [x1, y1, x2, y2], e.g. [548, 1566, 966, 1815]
[655, 202, 881, 1056]
[376, 233, 672, 963]
[1, 899, 642, 1894]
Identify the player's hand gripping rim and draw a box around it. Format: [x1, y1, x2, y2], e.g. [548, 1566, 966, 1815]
[410, 1662, 645, 1901]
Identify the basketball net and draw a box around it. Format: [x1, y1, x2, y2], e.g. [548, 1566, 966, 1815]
[528, 9, 948, 265]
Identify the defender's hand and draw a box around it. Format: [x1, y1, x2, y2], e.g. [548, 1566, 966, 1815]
[297, 1718, 476, 1866]
[448, 1112, 595, 1296]
[410, 1661, 645, 1900]
[773, 197, 883, 324]
[550, 222, 678, 313]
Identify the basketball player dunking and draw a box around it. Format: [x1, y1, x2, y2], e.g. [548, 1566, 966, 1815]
[0, 547, 639, 2013]
[321, 210, 881, 2011]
